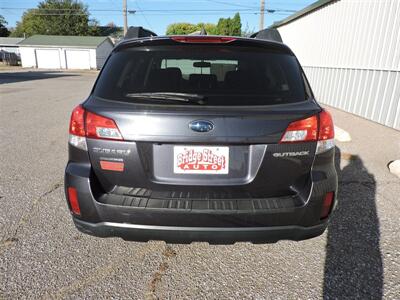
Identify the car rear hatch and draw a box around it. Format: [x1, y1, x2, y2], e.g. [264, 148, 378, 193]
[81, 37, 323, 203]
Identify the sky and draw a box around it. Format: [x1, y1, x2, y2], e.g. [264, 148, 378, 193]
[1, 0, 316, 34]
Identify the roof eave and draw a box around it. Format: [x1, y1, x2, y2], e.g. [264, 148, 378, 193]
[17, 35, 110, 48]
[18, 44, 99, 48]
[270, 0, 337, 28]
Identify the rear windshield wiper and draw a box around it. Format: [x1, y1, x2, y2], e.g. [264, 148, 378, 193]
[125, 92, 206, 105]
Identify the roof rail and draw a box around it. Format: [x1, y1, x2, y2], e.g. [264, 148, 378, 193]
[250, 28, 282, 43]
[124, 26, 157, 40]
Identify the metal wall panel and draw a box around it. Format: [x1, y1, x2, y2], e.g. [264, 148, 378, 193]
[277, 0, 400, 130]
[304, 67, 400, 130]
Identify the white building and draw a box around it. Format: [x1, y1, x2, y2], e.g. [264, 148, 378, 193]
[19, 35, 114, 70]
[272, 0, 400, 130]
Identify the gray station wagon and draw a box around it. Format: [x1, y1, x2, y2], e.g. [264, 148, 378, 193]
[65, 29, 338, 244]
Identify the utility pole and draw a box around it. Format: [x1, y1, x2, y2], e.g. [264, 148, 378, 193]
[123, 0, 128, 36]
[259, 0, 265, 30]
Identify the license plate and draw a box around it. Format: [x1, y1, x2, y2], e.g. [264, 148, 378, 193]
[174, 146, 229, 174]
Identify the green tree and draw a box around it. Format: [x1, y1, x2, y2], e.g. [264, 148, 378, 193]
[216, 18, 230, 35]
[11, 0, 98, 37]
[197, 23, 218, 35]
[165, 13, 242, 36]
[0, 15, 10, 37]
[87, 19, 101, 36]
[166, 23, 199, 35]
[216, 13, 241, 36]
[231, 13, 242, 36]
[166, 22, 218, 35]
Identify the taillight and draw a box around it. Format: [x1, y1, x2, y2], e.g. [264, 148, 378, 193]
[171, 36, 237, 43]
[67, 187, 81, 215]
[69, 105, 85, 136]
[320, 192, 334, 219]
[279, 109, 335, 154]
[316, 110, 335, 154]
[318, 110, 334, 140]
[69, 105, 87, 150]
[280, 115, 318, 143]
[85, 111, 123, 140]
[68, 105, 123, 150]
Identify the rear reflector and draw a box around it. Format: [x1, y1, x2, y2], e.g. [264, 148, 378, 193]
[100, 161, 125, 172]
[320, 192, 334, 219]
[280, 115, 318, 143]
[171, 36, 237, 43]
[67, 187, 81, 215]
[85, 111, 123, 140]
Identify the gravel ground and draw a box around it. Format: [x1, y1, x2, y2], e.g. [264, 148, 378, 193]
[0, 70, 399, 299]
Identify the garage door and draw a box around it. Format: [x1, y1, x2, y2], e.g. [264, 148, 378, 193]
[36, 49, 61, 69]
[65, 49, 91, 70]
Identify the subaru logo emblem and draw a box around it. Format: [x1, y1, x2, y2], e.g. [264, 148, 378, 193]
[189, 120, 214, 133]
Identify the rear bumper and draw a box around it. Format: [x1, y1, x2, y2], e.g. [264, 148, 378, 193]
[65, 146, 337, 244]
[74, 218, 328, 244]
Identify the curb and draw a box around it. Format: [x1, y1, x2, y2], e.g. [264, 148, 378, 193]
[334, 126, 352, 142]
[388, 160, 400, 178]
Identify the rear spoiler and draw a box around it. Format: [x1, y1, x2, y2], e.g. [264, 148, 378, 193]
[124, 26, 157, 40]
[250, 28, 283, 43]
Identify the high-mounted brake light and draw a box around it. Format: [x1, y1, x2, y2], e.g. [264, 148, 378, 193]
[171, 36, 237, 43]
[86, 111, 123, 140]
[279, 109, 335, 154]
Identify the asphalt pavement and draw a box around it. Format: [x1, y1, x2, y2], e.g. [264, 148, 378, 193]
[0, 70, 399, 299]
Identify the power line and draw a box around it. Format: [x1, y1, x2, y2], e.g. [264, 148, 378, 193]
[132, 12, 292, 16]
[1, 12, 293, 17]
[202, 0, 258, 9]
[0, 5, 294, 19]
[133, 0, 154, 31]
[0, 7, 122, 12]
[0, 7, 296, 13]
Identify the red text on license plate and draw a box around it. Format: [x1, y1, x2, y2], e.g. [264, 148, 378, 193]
[173, 146, 229, 174]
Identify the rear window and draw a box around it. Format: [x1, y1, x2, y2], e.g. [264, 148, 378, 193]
[93, 45, 308, 106]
